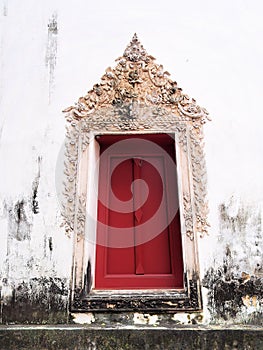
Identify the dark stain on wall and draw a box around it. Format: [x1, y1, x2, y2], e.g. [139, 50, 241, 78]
[1, 277, 69, 324]
[47, 15, 58, 34]
[32, 156, 41, 214]
[45, 13, 58, 102]
[203, 199, 263, 324]
[6, 158, 42, 241]
[8, 200, 31, 241]
[219, 202, 250, 234]
[48, 237, 53, 252]
[32, 187, 39, 214]
[203, 264, 263, 323]
[2, 1, 7, 16]
[15, 201, 24, 223]
[84, 260, 92, 295]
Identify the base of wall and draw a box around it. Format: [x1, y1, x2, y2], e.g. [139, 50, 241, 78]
[0, 325, 262, 350]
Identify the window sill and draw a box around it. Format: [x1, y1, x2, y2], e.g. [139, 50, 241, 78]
[71, 278, 201, 312]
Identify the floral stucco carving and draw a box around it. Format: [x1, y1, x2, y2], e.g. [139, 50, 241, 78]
[62, 34, 210, 241]
[63, 34, 209, 123]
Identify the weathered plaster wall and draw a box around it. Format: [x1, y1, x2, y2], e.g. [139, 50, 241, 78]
[202, 197, 263, 325]
[0, 1, 72, 323]
[0, 0, 262, 325]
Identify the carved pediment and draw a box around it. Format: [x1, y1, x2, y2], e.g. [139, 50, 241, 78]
[63, 34, 209, 123]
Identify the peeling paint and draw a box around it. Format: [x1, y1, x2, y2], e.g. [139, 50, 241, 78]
[171, 312, 203, 325]
[133, 313, 159, 325]
[72, 312, 95, 324]
[71, 311, 205, 328]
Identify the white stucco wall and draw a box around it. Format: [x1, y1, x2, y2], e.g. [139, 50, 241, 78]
[0, 0, 262, 324]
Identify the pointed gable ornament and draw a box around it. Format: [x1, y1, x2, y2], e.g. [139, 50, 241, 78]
[63, 34, 210, 125]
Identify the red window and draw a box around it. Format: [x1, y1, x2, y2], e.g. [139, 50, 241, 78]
[95, 134, 183, 289]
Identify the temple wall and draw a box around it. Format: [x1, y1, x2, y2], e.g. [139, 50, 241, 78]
[0, 0, 262, 325]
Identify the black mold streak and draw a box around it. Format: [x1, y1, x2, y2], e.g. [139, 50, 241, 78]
[46, 12, 58, 103]
[11, 200, 31, 241]
[2, 1, 7, 16]
[32, 188, 39, 214]
[83, 260, 92, 295]
[15, 201, 23, 222]
[48, 237, 53, 252]
[32, 156, 41, 214]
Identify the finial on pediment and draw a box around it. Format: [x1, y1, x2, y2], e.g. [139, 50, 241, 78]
[123, 33, 148, 62]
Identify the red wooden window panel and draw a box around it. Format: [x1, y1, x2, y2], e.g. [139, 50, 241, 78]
[95, 134, 183, 289]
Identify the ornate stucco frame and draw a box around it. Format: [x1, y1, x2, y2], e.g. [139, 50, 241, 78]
[62, 35, 210, 312]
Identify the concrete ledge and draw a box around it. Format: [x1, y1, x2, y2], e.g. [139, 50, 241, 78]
[0, 325, 262, 349]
